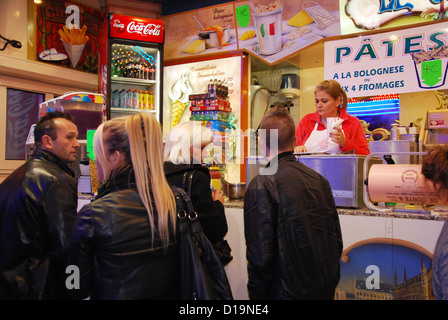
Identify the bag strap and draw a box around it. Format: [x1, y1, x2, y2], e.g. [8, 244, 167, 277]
[171, 185, 196, 219]
[181, 170, 195, 197]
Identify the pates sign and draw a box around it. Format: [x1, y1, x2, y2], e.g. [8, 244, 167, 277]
[109, 14, 164, 43]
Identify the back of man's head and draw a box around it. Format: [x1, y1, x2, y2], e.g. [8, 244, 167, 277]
[34, 111, 75, 148]
[259, 105, 295, 153]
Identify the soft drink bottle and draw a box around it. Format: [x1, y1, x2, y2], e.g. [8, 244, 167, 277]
[132, 89, 139, 109]
[139, 90, 144, 109]
[143, 90, 149, 109]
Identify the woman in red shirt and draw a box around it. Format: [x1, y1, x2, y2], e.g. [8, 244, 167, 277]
[294, 80, 370, 155]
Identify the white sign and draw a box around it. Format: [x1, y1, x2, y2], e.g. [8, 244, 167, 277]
[325, 21, 448, 97]
[162, 56, 242, 137]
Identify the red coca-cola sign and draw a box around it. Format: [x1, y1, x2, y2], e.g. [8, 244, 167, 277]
[110, 14, 164, 43]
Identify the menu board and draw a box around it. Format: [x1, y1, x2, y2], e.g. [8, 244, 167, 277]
[163, 0, 341, 65]
[325, 21, 448, 97]
[164, 4, 238, 61]
[235, 0, 340, 64]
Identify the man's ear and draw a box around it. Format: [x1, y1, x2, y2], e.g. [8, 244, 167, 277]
[41, 135, 53, 150]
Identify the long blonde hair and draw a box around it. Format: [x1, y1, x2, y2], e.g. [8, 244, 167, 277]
[94, 113, 177, 247]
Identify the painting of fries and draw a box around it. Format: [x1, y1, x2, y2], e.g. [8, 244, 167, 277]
[59, 25, 89, 68]
[36, 0, 105, 74]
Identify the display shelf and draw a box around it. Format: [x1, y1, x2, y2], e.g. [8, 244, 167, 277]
[111, 76, 156, 86]
[111, 108, 156, 114]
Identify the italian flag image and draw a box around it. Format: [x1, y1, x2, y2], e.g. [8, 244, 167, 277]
[252, 7, 283, 55]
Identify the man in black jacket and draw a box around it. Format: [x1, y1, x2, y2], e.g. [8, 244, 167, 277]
[244, 106, 343, 300]
[0, 111, 80, 299]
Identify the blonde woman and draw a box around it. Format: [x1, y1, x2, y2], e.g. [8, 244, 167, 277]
[69, 113, 179, 299]
[164, 121, 229, 261]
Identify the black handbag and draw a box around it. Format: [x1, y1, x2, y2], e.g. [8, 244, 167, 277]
[172, 186, 233, 300]
[182, 170, 233, 266]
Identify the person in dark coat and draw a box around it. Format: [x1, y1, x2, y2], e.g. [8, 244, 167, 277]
[69, 113, 179, 299]
[244, 105, 343, 300]
[0, 111, 80, 299]
[164, 121, 228, 245]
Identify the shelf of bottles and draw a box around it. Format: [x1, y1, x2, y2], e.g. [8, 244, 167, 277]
[110, 43, 159, 115]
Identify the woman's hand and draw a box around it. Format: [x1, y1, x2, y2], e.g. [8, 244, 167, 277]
[294, 145, 307, 153]
[329, 126, 346, 148]
[212, 188, 225, 204]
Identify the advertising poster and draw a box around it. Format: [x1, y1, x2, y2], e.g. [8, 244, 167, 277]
[325, 21, 448, 98]
[162, 56, 242, 138]
[336, 215, 443, 300]
[235, 0, 340, 64]
[340, 0, 445, 35]
[163, 0, 341, 65]
[164, 4, 238, 61]
[36, 0, 105, 73]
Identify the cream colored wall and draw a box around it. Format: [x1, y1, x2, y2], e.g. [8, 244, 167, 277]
[400, 91, 440, 127]
[298, 66, 324, 121]
[0, 0, 98, 183]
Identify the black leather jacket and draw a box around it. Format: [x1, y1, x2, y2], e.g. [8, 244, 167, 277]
[0, 149, 77, 299]
[69, 169, 180, 300]
[244, 152, 343, 300]
[164, 162, 228, 244]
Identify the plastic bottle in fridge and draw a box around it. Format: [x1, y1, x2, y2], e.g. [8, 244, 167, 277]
[143, 90, 149, 109]
[132, 89, 139, 109]
[126, 89, 133, 108]
[139, 90, 144, 109]
[119, 89, 126, 108]
[149, 91, 154, 110]
[112, 89, 119, 108]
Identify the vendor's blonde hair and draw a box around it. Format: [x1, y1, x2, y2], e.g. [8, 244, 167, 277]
[315, 80, 348, 109]
[94, 113, 176, 247]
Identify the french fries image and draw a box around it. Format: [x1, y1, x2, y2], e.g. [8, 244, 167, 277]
[58, 25, 89, 45]
[59, 25, 88, 68]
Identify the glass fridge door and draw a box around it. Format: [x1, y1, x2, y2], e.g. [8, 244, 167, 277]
[109, 42, 161, 121]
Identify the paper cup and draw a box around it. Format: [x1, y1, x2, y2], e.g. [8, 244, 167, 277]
[253, 7, 283, 56]
[61, 38, 86, 68]
[326, 117, 340, 137]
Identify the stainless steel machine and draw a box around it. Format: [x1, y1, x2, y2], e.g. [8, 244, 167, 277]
[297, 154, 381, 208]
[246, 154, 381, 208]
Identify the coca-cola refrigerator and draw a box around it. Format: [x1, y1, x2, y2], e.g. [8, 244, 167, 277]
[98, 14, 164, 122]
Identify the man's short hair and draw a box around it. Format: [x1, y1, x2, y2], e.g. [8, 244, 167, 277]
[34, 111, 75, 147]
[259, 105, 295, 151]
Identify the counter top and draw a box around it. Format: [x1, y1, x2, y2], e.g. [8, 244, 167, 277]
[224, 199, 448, 221]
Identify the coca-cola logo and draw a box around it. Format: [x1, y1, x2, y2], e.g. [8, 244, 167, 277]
[127, 21, 162, 36]
[112, 19, 125, 33]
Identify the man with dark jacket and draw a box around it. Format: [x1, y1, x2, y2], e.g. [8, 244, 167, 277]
[244, 106, 343, 300]
[0, 111, 80, 299]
